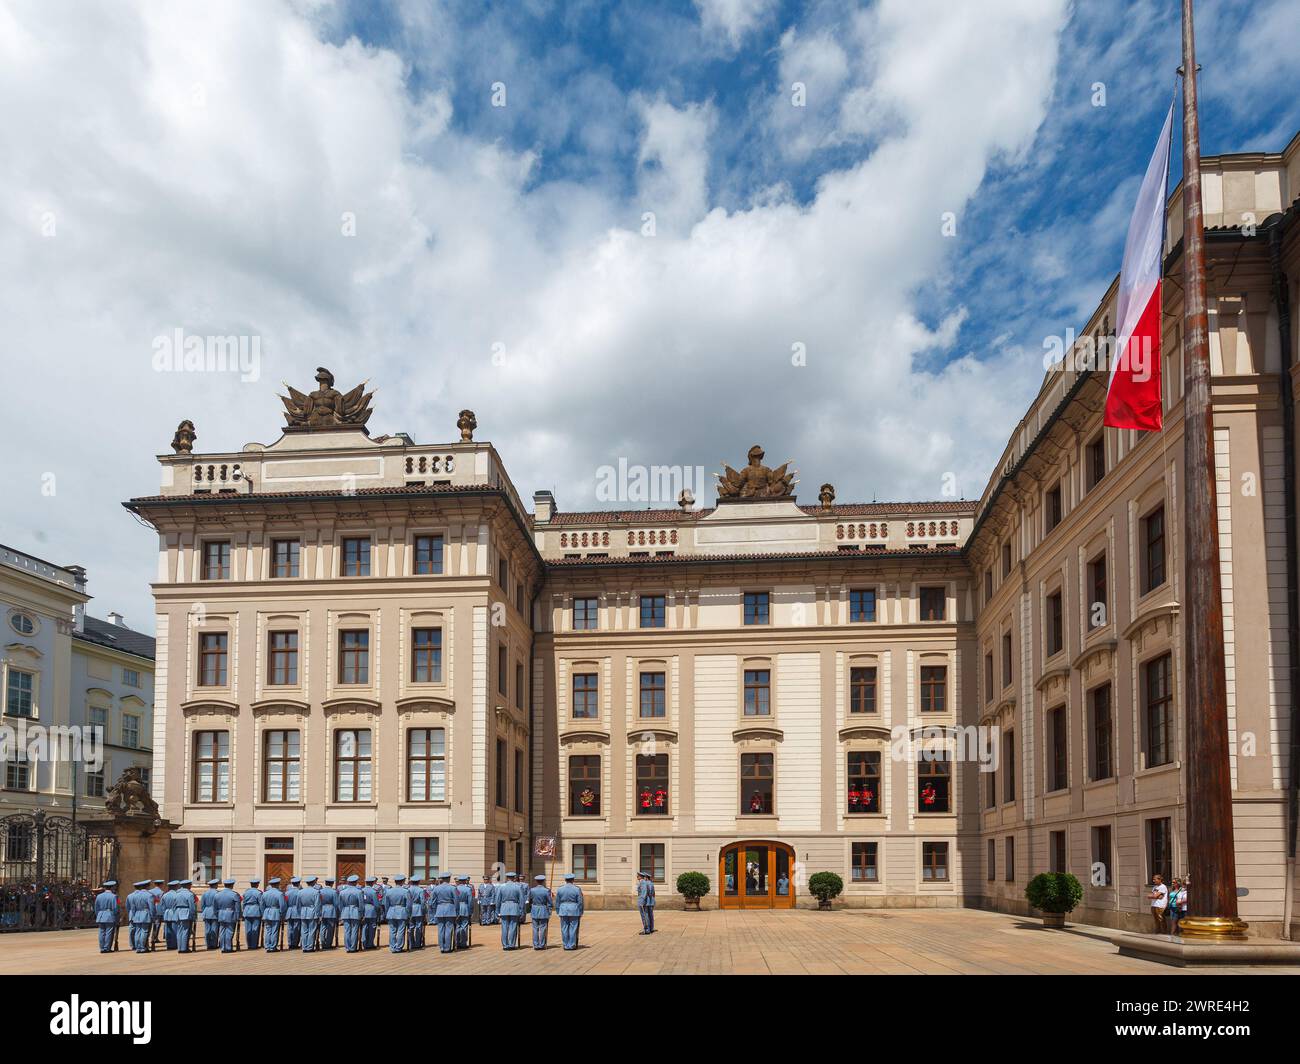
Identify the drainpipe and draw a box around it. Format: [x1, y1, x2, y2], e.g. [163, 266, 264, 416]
[1268, 218, 1299, 940]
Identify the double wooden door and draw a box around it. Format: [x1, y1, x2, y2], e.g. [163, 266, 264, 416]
[718, 841, 796, 909]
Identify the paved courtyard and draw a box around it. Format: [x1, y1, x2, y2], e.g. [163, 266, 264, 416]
[3, 908, 1297, 975]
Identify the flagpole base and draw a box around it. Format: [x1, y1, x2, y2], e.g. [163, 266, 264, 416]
[1177, 916, 1249, 940]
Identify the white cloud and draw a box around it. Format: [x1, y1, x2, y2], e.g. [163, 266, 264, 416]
[693, 0, 777, 49]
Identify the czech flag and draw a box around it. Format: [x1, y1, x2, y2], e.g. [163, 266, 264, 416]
[1104, 103, 1174, 431]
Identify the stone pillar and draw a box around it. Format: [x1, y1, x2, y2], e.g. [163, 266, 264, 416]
[81, 814, 175, 887]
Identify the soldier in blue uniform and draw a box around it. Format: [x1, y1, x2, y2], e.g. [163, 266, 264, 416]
[285, 876, 302, 950]
[148, 879, 164, 948]
[361, 876, 380, 949]
[241, 878, 263, 949]
[261, 877, 285, 952]
[432, 872, 456, 953]
[201, 878, 220, 950]
[455, 874, 473, 948]
[339, 874, 363, 953]
[555, 873, 584, 951]
[174, 880, 197, 952]
[214, 878, 241, 953]
[298, 875, 321, 953]
[127, 881, 154, 953]
[94, 881, 118, 953]
[161, 880, 180, 949]
[636, 871, 656, 934]
[407, 875, 425, 949]
[497, 872, 522, 950]
[424, 877, 437, 940]
[319, 876, 339, 949]
[529, 875, 553, 950]
[386, 873, 410, 953]
[477, 874, 496, 925]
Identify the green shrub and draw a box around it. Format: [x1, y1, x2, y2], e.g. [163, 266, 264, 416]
[808, 871, 844, 903]
[1024, 872, 1083, 914]
[675, 871, 711, 899]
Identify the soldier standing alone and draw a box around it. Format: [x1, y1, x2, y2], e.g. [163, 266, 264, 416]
[636, 870, 656, 934]
[555, 873, 584, 951]
[93, 881, 118, 954]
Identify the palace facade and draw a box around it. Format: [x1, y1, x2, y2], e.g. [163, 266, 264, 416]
[128, 132, 1300, 934]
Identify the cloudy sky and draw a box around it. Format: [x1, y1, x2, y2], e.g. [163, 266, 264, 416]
[2, 0, 1297, 631]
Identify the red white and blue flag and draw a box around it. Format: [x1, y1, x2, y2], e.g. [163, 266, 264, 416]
[1104, 103, 1174, 432]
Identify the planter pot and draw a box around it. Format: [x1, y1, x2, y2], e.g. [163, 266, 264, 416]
[817, 898, 834, 911]
[1041, 911, 1067, 929]
[684, 896, 701, 911]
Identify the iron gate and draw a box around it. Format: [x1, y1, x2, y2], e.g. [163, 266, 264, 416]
[0, 811, 119, 931]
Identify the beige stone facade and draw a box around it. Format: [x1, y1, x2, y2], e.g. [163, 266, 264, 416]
[128, 132, 1299, 930]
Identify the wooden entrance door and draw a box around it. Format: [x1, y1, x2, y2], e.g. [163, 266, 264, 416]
[265, 855, 294, 885]
[718, 841, 795, 909]
[336, 856, 365, 883]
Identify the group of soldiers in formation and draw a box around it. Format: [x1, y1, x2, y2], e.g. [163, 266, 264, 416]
[92, 870, 659, 957]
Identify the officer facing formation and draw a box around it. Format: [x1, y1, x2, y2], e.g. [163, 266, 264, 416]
[298, 876, 321, 953]
[636, 871, 656, 934]
[386, 874, 410, 953]
[128, 881, 154, 953]
[529, 876, 553, 950]
[339, 874, 363, 952]
[555, 873, 584, 951]
[477, 874, 497, 925]
[242, 878, 263, 949]
[497, 872, 523, 950]
[261, 877, 285, 952]
[94, 881, 119, 953]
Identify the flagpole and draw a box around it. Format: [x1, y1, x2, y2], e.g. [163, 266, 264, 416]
[1176, 0, 1248, 940]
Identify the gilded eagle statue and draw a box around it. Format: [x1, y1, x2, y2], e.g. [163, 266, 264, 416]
[280, 367, 374, 432]
[716, 445, 798, 499]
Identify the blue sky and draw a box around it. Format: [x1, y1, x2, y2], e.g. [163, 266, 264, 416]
[2, 0, 1298, 627]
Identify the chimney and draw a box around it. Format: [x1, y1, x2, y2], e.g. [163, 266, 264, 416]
[533, 490, 557, 523]
[107, 611, 125, 627]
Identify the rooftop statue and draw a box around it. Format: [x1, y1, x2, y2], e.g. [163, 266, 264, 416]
[280, 367, 374, 432]
[715, 445, 797, 499]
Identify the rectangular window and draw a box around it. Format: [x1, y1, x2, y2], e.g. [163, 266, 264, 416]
[921, 842, 949, 882]
[122, 715, 140, 749]
[1090, 684, 1113, 780]
[411, 628, 443, 683]
[1087, 436, 1106, 490]
[1050, 830, 1067, 873]
[340, 537, 371, 577]
[1046, 591, 1064, 657]
[1147, 817, 1171, 885]
[846, 751, 881, 814]
[514, 749, 524, 813]
[413, 534, 444, 575]
[984, 652, 994, 704]
[496, 740, 507, 807]
[497, 645, 507, 696]
[573, 597, 599, 630]
[1047, 705, 1068, 792]
[849, 666, 877, 714]
[638, 843, 665, 883]
[639, 671, 666, 718]
[1005, 836, 1015, 882]
[193, 730, 229, 802]
[1045, 482, 1062, 532]
[410, 837, 440, 881]
[918, 751, 951, 813]
[202, 540, 231, 581]
[1142, 505, 1166, 593]
[635, 754, 669, 815]
[195, 838, 223, 883]
[919, 586, 946, 621]
[338, 630, 369, 685]
[851, 841, 879, 883]
[743, 669, 771, 716]
[333, 729, 372, 802]
[743, 591, 770, 625]
[987, 839, 996, 881]
[573, 844, 598, 883]
[1143, 653, 1173, 767]
[1001, 632, 1012, 687]
[740, 752, 774, 815]
[986, 757, 997, 808]
[849, 588, 877, 623]
[639, 594, 666, 629]
[122, 668, 140, 688]
[1003, 730, 1016, 803]
[498, 557, 508, 590]
[267, 630, 298, 686]
[4, 670, 34, 717]
[1001, 541, 1012, 576]
[572, 673, 599, 719]
[920, 665, 947, 713]
[568, 755, 601, 816]
[5, 760, 29, 790]
[515, 663, 525, 708]
[1088, 554, 1107, 630]
[85, 765, 105, 797]
[263, 729, 301, 803]
[271, 539, 300, 578]
[1091, 825, 1113, 886]
[198, 632, 228, 687]
[406, 727, 446, 802]
[984, 568, 993, 604]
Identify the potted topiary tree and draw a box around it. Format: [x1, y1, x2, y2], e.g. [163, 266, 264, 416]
[808, 871, 844, 910]
[676, 871, 710, 911]
[1024, 871, 1083, 928]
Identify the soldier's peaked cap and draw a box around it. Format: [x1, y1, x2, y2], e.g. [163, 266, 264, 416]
[535, 874, 546, 881]
[290, 876, 301, 884]
[347, 874, 359, 883]
[134, 880, 150, 888]
[103, 880, 117, 888]
[269, 877, 282, 885]
[563, 873, 576, 880]
[223, 878, 236, 886]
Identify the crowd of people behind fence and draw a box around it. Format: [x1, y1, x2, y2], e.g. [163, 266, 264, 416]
[90, 869, 659, 956]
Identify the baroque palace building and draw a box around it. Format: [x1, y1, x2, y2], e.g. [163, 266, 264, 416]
[128, 133, 1300, 933]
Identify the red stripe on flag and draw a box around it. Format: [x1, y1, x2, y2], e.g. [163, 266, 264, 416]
[1104, 280, 1163, 431]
